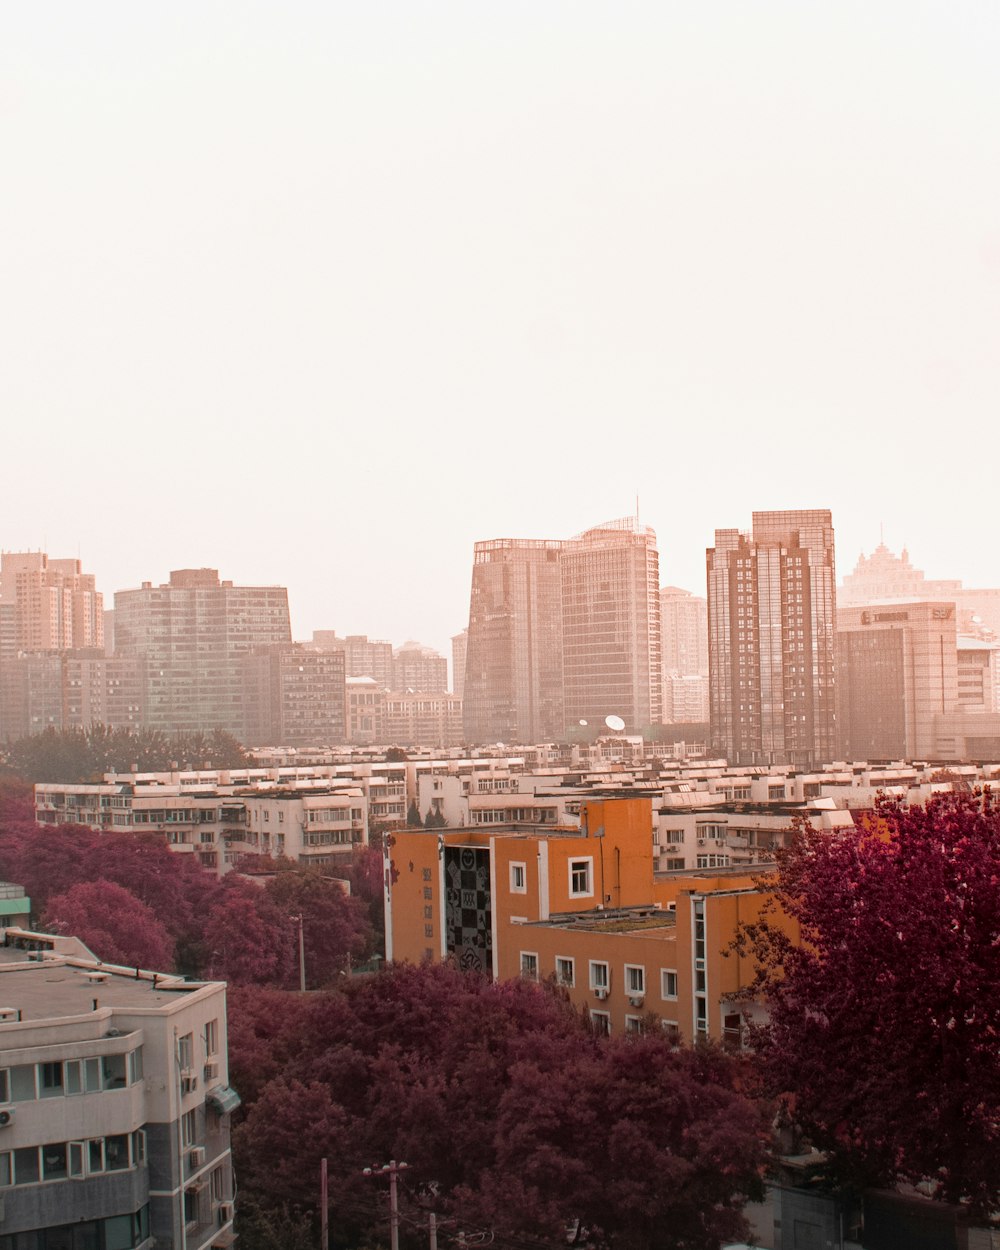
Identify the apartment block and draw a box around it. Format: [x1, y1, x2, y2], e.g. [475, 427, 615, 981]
[35, 769, 368, 875]
[463, 538, 565, 745]
[384, 796, 794, 1044]
[561, 519, 662, 733]
[382, 692, 463, 749]
[243, 643, 347, 747]
[0, 927, 237, 1249]
[708, 510, 837, 767]
[0, 553, 104, 661]
[391, 642, 448, 694]
[114, 569, 291, 738]
[312, 633, 394, 688]
[659, 586, 708, 677]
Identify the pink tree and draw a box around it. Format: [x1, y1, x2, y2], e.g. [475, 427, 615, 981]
[43, 880, 174, 970]
[737, 790, 1000, 1214]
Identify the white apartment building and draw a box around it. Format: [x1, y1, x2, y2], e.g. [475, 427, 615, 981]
[35, 768, 370, 876]
[0, 928, 236, 1250]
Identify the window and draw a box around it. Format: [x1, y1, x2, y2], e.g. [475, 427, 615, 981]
[569, 858, 593, 898]
[589, 1010, 611, 1036]
[102, 1054, 126, 1089]
[589, 960, 609, 991]
[128, 1048, 144, 1085]
[519, 952, 538, 981]
[624, 965, 645, 996]
[624, 1015, 644, 1035]
[661, 969, 678, 1000]
[554, 957, 575, 987]
[178, 1034, 193, 1070]
[509, 862, 527, 893]
[40, 1061, 64, 1098]
[42, 1143, 68, 1180]
[182, 1109, 198, 1149]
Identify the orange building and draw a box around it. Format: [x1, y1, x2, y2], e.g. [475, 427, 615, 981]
[384, 797, 795, 1043]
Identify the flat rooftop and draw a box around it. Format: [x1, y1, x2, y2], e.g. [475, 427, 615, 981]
[0, 933, 210, 1022]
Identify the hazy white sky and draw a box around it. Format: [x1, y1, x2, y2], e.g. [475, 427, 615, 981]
[2, 3, 998, 656]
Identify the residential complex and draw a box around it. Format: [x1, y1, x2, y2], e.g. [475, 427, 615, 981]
[707, 510, 837, 767]
[113, 569, 292, 738]
[0, 926, 236, 1249]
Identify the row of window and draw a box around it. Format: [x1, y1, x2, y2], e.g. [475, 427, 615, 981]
[509, 858, 594, 897]
[519, 954, 679, 1000]
[0, 1131, 145, 1187]
[0, 1051, 142, 1104]
[0, 1206, 149, 1250]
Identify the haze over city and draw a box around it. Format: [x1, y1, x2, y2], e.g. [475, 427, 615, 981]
[3, 3, 999, 656]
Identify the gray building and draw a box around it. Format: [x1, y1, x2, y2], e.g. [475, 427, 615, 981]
[0, 927, 237, 1249]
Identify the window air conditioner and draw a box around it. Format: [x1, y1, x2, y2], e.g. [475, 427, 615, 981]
[189, 1146, 206, 1167]
[628, 995, 644, 1008]
[181, 1070, 198, 1094]
[593, 987, 608, 1000]
[203, 1061, 220, 1081]
[218, 1201, 235, 1222]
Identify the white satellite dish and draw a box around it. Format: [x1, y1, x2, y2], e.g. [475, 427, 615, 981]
[605, 714, 625, 732]
[579, 719, 588, 726]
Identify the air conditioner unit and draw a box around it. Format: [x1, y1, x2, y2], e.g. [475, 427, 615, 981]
[189, 1146, 206, 1167]
[203, 1061, 220, 1081]
[593, 987, 608, 1000]
[628, 995, 644, 1008]
[697, 838, 706, 846]
[0, 1107, 14, 1128]
[218, 1201, 235, 1222]
[181, 1070, 198, 1094]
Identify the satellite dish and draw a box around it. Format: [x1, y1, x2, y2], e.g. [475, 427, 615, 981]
[605, 714, 625, 732]
[579, 719, 588, 726]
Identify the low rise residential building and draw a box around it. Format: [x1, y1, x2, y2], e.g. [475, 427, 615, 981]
[383, 797, 797, 1044]
[0, 927, 237, 1249]
[35, 769, 369, 875]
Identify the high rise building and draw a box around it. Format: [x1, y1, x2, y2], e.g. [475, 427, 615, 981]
[463, 538, 565, 744]
[451, 628, 468, 698]
[0, 552, 104, 661]
[837, 601, 958, 760]
[561, 519, 662, 733]
[243, 643, 347, 746]
[311, 632, 394, 688]
[707, 510, 837, 766]
[391, 641, 448, 693]
[659, 586, 708, 677]
[114, 569, 291, 738]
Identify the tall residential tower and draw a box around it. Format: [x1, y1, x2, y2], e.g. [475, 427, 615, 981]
[462, 538, 565, 744]
[707, 510, 837, 766]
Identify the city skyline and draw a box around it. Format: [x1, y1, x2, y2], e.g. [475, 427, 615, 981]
[3, 4, 999, 658]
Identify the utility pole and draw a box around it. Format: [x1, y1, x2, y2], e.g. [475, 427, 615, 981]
[429, 1211, 438, 1250]
[320, 1156, 329, 1250]
[363, 1160, 410, 1250]
[291, 913, 306, 991]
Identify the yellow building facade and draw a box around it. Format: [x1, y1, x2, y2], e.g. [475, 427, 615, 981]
[384, 797, 794, 1043]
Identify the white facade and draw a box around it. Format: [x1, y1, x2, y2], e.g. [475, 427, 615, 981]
[0, 928, 236, 1250]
